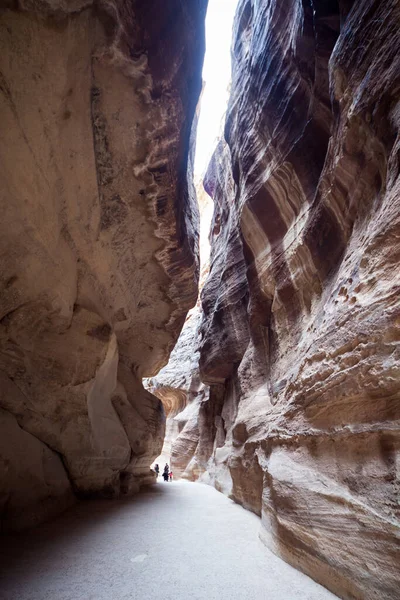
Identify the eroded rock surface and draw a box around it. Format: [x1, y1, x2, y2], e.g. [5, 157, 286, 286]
[146, 178, 213, 479]
[194, 1, 400, 598]
[0, 0, 206, 529]
[146, 306, 210, 480]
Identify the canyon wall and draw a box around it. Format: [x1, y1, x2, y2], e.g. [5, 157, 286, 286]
[0, 0, 206, 530]
[146, 183, 212, 480]
[195, 1, 400, 598]
[146, 307, 209, 480]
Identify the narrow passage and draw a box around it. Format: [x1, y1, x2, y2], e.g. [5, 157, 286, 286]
[0, 481, 338, 600]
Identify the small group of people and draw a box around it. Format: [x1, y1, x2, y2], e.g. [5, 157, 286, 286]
[154, 463, 173, 482]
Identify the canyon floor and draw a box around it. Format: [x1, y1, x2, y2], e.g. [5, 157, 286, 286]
[0, 481, 338, 600]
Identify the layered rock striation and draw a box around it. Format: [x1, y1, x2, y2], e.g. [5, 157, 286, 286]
[195, 1, 400, 598]
[0, 0, 206, 530]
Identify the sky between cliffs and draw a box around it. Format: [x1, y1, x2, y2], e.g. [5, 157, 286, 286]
[194, 0, 239, 178]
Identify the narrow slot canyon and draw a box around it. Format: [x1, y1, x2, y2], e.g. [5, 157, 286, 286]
[0, 1, 399, 600]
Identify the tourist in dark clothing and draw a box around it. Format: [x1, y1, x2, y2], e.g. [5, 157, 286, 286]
[154, 464, 159, 477]
[163, 463, 170, 481]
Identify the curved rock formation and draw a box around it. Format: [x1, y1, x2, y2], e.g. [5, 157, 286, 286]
[0, 0, 206, 530]
[194, 1, 400, 598]
[146, 179, 213, 479]
[146, 305, 210, 480]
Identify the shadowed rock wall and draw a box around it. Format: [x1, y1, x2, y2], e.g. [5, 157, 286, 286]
[194, 1, 400, 598]
[0, 0, 206, 530]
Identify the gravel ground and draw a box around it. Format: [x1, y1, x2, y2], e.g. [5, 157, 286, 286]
[0, 480, 338, 600]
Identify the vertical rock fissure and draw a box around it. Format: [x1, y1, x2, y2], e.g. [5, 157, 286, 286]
[145, 0, 239, 481]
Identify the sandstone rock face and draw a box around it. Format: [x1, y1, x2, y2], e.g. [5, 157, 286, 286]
[146, 180, 213, 479]
[146, 307, 210, 480]
[0, 407, 74, 532]
[196, 1, 400, 598]
[0, 0, 206, 529]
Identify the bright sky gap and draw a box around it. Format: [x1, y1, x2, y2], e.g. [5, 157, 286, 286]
[194, 0, 239, 179]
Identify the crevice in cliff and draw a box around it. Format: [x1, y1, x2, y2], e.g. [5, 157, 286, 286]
[144, 0, 239, 478]
[194, 0, 240, 279]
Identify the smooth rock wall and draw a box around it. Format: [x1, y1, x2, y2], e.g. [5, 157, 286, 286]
[0, 0, 206, 530]
[195, 1, 400, 598]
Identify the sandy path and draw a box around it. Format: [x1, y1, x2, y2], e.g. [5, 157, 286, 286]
[0, 480, 338, 600]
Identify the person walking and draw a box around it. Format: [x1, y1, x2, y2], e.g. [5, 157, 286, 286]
[154, 464, 159, 477]
[163, 463, 170, 482]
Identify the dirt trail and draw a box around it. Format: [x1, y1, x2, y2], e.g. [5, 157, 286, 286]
[0, 480, 338, 600]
